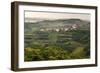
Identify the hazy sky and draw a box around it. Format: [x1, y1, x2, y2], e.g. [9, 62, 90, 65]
[25, 11, 90, 21]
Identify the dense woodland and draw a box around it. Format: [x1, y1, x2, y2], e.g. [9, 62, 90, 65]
[24, 19, 90, 61]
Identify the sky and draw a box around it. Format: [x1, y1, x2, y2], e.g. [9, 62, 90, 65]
[25, 11, 90, 21]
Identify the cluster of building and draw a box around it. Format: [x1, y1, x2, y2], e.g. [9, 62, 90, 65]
[39, 24, 79, 32]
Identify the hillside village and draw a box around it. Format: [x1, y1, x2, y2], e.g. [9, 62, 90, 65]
[39, 24, 79, 32]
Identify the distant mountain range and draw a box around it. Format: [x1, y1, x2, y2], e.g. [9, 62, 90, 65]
[24, 19, 90, 33]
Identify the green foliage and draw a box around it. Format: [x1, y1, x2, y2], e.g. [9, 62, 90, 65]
[24, 29, 90, 61]
[70, 47, 85, 59]
[24, 46, 71, 61]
